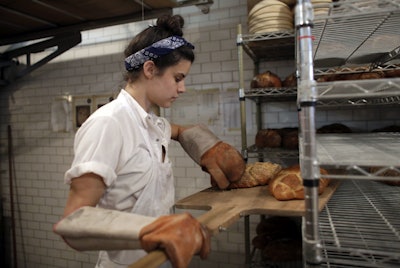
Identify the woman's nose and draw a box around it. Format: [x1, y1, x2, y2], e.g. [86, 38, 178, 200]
[178, 81, 186, 93]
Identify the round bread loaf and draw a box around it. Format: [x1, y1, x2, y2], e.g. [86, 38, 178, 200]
[277, 127, 298, 150]
[343, 71, 383, 80]
[255, 216, 300, 237]
[228, 162, 282, 189]
[317, 69, 384, 82]
[370, 166, 400, 186]
[253, 216, 300, 249]
[261, 238, 302, 262]
[372, 125, 400, 132]
[383, 68, 400, 78]
[255, 129, 282, 148]
[317, 123, 352, 134]
[251, 71, 282, 88]
[268, 164, 330, 201]
[282, 72, 297, 87]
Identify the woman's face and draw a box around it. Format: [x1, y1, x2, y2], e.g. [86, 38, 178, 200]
[148, 59, 192, 108]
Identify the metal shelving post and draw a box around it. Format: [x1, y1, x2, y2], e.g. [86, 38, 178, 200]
[295, 0, 322, 265]
[237, 24, 249, 161]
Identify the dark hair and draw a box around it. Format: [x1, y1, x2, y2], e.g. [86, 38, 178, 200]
[123, 14, 195, 82]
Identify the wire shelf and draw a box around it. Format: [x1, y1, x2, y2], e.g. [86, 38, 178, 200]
[315, 133, 400, 180]
[239, 31, 295, 62]
[316, 78, 400, 100]
[313, 0, 400, 68]
[244, 87, 297, 102]
[318, 179, 400, 267]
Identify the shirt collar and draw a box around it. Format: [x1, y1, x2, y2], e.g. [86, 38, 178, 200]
[119, 89, 152, 129]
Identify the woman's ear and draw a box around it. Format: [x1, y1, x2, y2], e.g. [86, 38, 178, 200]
[143, 61, 156, 79]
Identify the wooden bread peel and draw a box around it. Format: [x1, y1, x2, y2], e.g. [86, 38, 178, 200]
[129, 181, 340, 268]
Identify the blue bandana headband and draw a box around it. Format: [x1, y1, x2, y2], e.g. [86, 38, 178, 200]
[124, 35, 194, 71]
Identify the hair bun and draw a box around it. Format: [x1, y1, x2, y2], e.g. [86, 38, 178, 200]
[156, 14, 184, 36]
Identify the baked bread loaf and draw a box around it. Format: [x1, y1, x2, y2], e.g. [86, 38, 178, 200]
[255, 129, 282, 148]
[268, 165, 329, 201]
[278, 127, 299, 150]
[316, 67, 384, 82]
[253, 216, 302, 261]
[372, 125, 400, 133]
[251, 71, 282, 88]
[282, 72, 297, 87]
[317, 123, 352, 134]
[370, 167, 400, 186]
[261, 238, 302, 262]
[253, 216, 300, 249]
[383, 68, 400, 78]
[228, 162, 282, 189]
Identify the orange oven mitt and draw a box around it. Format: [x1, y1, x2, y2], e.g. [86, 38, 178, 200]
[179, 124, 245, 189]
[139, 212, 210, 268]
[54, 207, 211, 268]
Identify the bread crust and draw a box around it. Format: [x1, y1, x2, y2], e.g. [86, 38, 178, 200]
[228, 162, 282, 189]
[269, 165, 329, 200]
[251, 71, 282, 88]
[255, 129, 282, 148]
[369, 166, 400, 186]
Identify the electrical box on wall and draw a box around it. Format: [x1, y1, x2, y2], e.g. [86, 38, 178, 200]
[72, 94, 115, 130]
[51, 93, 115, 132]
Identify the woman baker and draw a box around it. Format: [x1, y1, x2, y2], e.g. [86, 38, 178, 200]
[54, 14, 245, 268]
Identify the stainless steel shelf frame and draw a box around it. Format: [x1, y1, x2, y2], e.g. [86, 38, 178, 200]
[237, 24, 298, 161]
[296, 0, 400, 266]
[238, 0, 400, 266]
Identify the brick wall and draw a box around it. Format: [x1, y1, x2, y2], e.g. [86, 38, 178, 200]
[0, 0, 398, 267]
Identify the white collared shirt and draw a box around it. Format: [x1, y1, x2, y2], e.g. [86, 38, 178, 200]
[65, 89, 172, 212]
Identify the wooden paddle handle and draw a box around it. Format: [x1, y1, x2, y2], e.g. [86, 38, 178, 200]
[128, 250, 168, 268]
[128, 206, 236, 268]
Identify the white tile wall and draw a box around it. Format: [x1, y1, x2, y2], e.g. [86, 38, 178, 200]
[0, 0, 399, 267]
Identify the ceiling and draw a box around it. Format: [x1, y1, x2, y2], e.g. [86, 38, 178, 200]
[0, 0, 213, 87]
[0, 0, 183, 46]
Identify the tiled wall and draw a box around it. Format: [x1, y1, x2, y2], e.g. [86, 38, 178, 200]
[0, 0, 398, 267]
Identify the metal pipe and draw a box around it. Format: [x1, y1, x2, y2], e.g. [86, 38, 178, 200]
[295, 0, 323, 265]
[8, 125, 17, 268]
[237, 24, 248, 160]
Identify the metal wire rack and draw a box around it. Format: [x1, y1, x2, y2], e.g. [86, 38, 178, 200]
[244, 87, 297, 102]
[313, 0, 400, 68]
[316, 133, 400, 180]
[318, 179, 400, 267]
[239, 31, 295, 62]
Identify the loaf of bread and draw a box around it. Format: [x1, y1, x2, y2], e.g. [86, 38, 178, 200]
[282, 72, 297, 87]
[317, 123, 352, 134]
[255, 129, 282, 148]
[316, 67, 384, 82]
[277, 127, 299, 150]
[253, 216, 300, 250]
[261, 239, 302, 262]
[383, 68, 400, 78]
[268, 165, 329, 201]
[370, 167, 400, 186]
[228, 162, 282, 189]
[372, 125, 400, 133]
[253, 216, 302, 261]
[251, 71, 282, 88]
